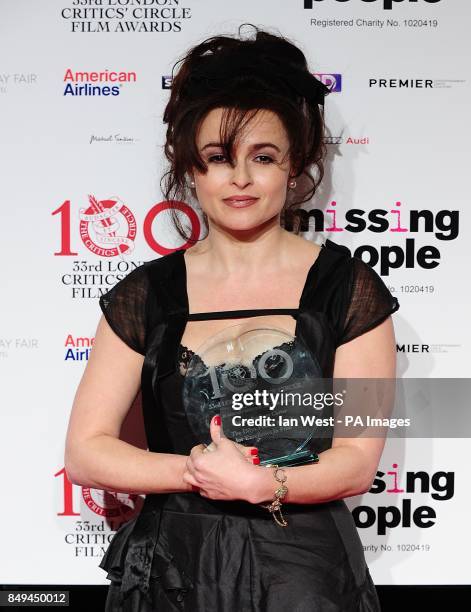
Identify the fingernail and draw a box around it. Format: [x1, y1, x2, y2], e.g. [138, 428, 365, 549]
[252, 457, 260, 465]
[250, 449, 259, 455]
[214, 415, 221, 426]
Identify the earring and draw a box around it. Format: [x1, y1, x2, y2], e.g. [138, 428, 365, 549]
[187, 175, 195, 188]
[288, 178, 297, 189]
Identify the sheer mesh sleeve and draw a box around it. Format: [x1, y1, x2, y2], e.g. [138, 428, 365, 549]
[98, 265, 149, 355]
[335, 257, 400, 348]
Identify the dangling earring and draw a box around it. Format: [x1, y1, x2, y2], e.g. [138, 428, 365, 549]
[288, 178, 297, 189]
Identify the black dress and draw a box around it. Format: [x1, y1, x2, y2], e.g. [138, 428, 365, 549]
[97, 238, 400, 611]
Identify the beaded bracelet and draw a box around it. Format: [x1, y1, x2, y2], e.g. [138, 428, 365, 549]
[258, 464, 289, 527]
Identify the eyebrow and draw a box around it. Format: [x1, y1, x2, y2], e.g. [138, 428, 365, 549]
[200, 141, 282, 153]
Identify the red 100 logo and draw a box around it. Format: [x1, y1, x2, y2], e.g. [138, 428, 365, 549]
[52, 195, 201, 257]
[55, 466, 141, 521]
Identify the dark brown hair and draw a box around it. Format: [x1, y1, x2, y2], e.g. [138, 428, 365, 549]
[161, 24, 329, 244]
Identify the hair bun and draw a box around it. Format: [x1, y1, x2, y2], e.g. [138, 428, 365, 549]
[178, 25, 330, 108]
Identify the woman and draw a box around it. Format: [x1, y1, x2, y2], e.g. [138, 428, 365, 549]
[65, 25, 399, 611]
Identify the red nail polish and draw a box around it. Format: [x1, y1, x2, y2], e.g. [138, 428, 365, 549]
[214, 415, 221, 426]
[250, 449, 259, 455]
[252, 457, 260, 465]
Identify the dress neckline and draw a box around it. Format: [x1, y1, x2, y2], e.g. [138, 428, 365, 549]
[176, 239, 328, 320]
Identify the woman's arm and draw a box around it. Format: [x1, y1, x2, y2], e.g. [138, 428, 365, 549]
[64, 315, 195, 495]
[247, 315, 396, 505]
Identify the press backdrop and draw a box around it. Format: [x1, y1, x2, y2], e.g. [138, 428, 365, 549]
[1, 0, 470, 586]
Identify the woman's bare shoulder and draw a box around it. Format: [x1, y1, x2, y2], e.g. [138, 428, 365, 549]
[285, 233, 323, 265]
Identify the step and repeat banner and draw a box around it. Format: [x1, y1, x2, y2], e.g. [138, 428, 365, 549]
[1, 0, 469, 587]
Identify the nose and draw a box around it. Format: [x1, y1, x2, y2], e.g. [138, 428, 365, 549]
[230, 159, 253, 189]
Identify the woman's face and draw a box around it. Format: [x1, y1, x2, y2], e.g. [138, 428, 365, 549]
[192, 107, 292, 232]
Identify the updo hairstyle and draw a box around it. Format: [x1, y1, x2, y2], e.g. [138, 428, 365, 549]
[161, 24, 330, 243]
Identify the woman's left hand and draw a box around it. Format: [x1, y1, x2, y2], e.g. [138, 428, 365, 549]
[183, 415, 260, 502]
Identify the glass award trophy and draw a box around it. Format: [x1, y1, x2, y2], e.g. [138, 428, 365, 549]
[182, 323, 332, 467]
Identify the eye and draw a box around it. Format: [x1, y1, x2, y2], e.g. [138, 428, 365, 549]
[255, 155, 274, 164]
[207, 154, 227, 163]
[208, 154, 273, 164]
